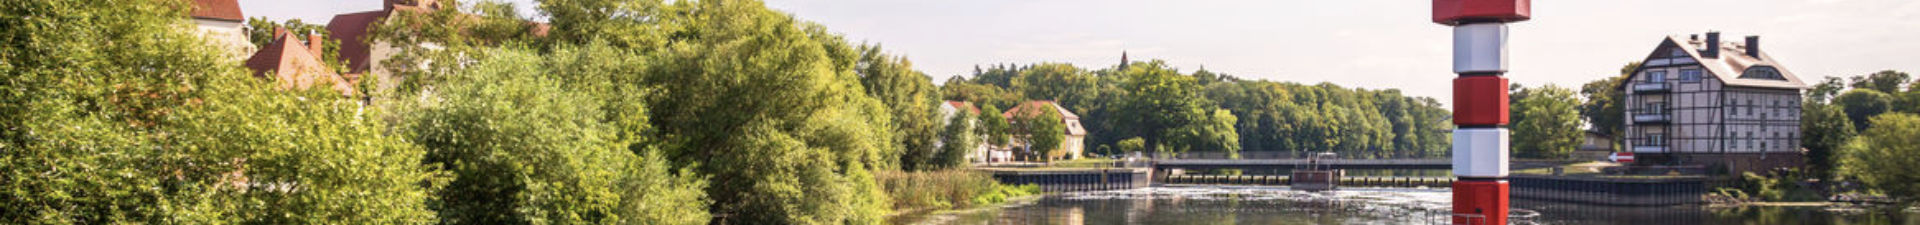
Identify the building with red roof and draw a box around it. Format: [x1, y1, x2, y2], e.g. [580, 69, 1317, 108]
[245, 29, 355, 95]
[181, 0, 254, 60]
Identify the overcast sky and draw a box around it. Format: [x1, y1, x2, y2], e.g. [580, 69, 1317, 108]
[242, 0, 1920, 103]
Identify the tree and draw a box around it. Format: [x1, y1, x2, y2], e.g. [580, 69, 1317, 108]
[1808, 76, 1848, 103]
[1839, 113, 1920, 212]
[1175, 109, 1242, 157]
[1834, 89, 1894, 132]
[403, 48, 707, 225]
[854, 45, 943, 171]
[1801, 102, 1855, 178]
[1012, 103, 1066, 161]
[932, 111, 979, 169]
[979, 104, 1011, 147]
[3, 0, 439, 223]
[637, 1, 894, 223]
[1109, 60, 1220, 154]
[1511, 85, 1583, 159]
[1848, 70, 1912, 94]
[539, 0, 675, 49]
[1012, 63, 1099, 113]
[1580, 73, 1627, 143]
[1118, 137, 1148, 155]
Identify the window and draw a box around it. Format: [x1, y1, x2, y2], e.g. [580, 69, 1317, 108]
[1741, 66, 1785, 80]
[1680, 69, 1702, 82]
[1648, 71, 1668, 82]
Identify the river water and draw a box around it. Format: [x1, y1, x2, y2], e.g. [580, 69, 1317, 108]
[899, 185, 1916, 225]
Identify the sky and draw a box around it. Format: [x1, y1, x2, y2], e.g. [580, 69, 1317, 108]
[241, 0, 1920, 103]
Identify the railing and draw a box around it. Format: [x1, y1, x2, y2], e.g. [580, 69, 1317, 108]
[1631, 111, 1670, 123]
[1150, 151, 1448, 160]
[1631, 82, 1671, 93]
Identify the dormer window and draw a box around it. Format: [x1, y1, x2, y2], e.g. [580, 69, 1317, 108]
[1740, 66, 1784, 80]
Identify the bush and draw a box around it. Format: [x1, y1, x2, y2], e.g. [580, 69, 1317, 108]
[876, 170, 1034, 211]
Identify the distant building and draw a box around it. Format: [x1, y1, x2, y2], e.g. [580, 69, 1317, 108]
[939, 101, 1008, 163]
[245, 28, 354, 95]
[1002, 101, 1088, 161]
[183, 0, 254, 59]
[1578, 130, 1614, 152]
[1618, 32, 1806, 174]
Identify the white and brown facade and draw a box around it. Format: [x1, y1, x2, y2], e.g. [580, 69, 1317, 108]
[183, 0, 254, 60]
[1619, 32, 1807, 174]
[1002, 101, 1088, 161]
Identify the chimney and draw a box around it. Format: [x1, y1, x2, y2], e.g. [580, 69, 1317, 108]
[1744, 35, 1761, 58]
[306, 32, 325, 55]
[1702, 31, 1721, 58]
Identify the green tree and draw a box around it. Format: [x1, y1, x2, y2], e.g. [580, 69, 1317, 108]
[638, 1, 894, 223]
[1012, 63, 1099, 113]
[538, 0, 675, 49]
[1118, 137, 1148, 155]
[978, 104, 1011, 146]
[933, 111, 979, 169]
[1839, 113, 1920, 212]
[1175, 109, 1241, 156]
[1834, 89, 1893, 132]
[1511, 85, 1583, 159]
[3, 0, 440, 223]
[1579, 69, 1628, 143]
[854, 45, 943, 171]
[1848, 70, 1912, 94]
[1808, 77, 1848, 103]
[1109, 60, 1219, 154]
[403, 48, 707, 225]
[1801, 102, 1855, 178]
[1013, 103, 1066, 161]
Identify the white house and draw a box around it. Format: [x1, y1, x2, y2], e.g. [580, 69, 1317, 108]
[184, 0, 254, 60]
[1002, 101, 1088, 161]
[939, 101, 1009, 164]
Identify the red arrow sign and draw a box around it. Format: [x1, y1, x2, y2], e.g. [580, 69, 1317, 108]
[1609, 152, 1635, 163]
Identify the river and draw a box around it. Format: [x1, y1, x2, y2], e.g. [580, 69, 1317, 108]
[897, 185, 1916, 225]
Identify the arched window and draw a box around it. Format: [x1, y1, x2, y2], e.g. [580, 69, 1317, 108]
[1741, 66, 1784, 80]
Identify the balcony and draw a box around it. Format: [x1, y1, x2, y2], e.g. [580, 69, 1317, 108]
[1631, 82, 1671, 93]
[1632, 112, 1670, 123]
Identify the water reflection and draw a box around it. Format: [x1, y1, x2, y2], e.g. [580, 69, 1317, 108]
[906, 186, 1918, 225]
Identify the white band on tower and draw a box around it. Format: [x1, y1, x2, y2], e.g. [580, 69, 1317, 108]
[1452, 23, 1509, 74]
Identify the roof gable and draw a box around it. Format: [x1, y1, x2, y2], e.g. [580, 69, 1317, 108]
[1620, 35, 1807, 90]
[245, 31, 354, 95]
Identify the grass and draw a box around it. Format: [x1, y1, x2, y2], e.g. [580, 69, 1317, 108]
[876, 170, 1039, 213]
[1046, 158, 1119, 168]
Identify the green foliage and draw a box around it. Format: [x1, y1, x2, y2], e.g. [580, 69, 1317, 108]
[1801, 102, 1855, 177]
[1108, 61, 1219, 154]
[1848, 70, 1911, 94]
[1834, 89, 1893, 132]
[2, 0, 438, 223]
[1117, 137, 1148, 154]
[538, 0, 674, 49]
[1839, 113, 1920, 210]
[978, 104, 1012, 146]
[855, 45, 943, 171]
[876, 170, 1029, 211]
[1013, 63, 1100, 113]
[635, 1, 895, 223]
[1808, 77, 1849, 103]
[1727, 170, 1825, 202]
[932, 111, 979, 170]
[1579, 75, 1626, 143]
[1511, 85, 1583, 159]
[941, 78, 1023, 110]
[1175, 109, 1241, 156]
[401, 48, 707, 225]
[1014, 103, 1067, 161]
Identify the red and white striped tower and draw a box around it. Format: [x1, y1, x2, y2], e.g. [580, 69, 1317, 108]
[1433, 0, 1528, 224]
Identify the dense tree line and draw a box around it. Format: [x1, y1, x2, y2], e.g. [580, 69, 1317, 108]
[939, 61, 1454, 159]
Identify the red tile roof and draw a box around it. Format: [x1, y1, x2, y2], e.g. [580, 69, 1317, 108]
[325, 10, 389, 74]
[945, 101, 981, 114]
[245, 30, 354, 95]
[187, 0, 244, 21]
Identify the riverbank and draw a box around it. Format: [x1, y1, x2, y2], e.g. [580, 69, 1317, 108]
[888, 195, 1043, 225]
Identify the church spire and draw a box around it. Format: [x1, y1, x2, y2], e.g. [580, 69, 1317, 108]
[1119, 51, 1130, 70]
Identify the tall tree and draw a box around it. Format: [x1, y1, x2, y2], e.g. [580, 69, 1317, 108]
[932, 111, 979, 169]
[1012, 63, 1099, 113]
[854, 45, 943, 171]
[1834, 89, 1894, 132]
[1801, 102, 1855, 178]
[1808, 76, 1849, 104]
[1109, 60, 1220, 154]
[1511, 85, 1583, 159]
[979, 104, 1011, 147]
[638, 1, 894, 223]
[1580, 63, 1633, 142]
